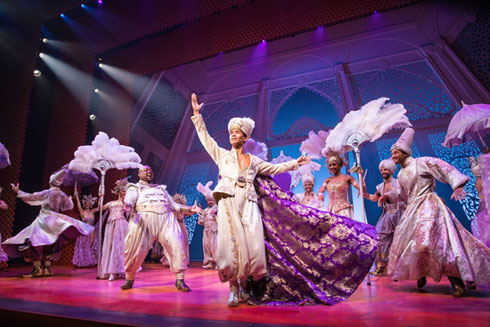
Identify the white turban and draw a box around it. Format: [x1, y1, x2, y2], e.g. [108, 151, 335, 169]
[379, 159, 396, 174]
[228, 117, 255, 138]
[302, 173, 315, 184]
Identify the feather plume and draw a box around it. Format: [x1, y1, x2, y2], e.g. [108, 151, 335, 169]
[69, 132, 142, 174]
[300, 130, 330, 159]
[197, 181, 214, 201]
[323, 97, 411, 156]
[243, 138, 268, 160]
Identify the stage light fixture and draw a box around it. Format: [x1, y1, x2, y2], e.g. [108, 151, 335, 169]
[98, 63, 103, 68]
[33, 70, 41, 77]
[262, 40, 266, 43]
[89, 114, 96, 120]
[39, 53, 45, 58]
[81, 4, 87, 9]
[60, 13, 65, 18]
[97, 0, 103, 4]
[42, 38, 48, 43]
[94, 88, 99, 93]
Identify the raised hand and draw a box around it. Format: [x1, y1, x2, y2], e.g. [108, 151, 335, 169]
[451, 187, 467, 201]
[10, 183, 19, 193]
[296, 153, 312, 166]
[191, 200, 203, 214]
[191, 93, 204, 116]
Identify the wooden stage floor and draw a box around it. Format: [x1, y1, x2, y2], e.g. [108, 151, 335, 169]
[0, 262, 489, 326]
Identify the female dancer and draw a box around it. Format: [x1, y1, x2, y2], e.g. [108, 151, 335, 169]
[72, 191, 98, 267]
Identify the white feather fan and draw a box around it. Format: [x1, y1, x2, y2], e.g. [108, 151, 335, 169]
[69, 132, 142, 174]
[299, 130, 331, 159]
[323, 97, 411, 156]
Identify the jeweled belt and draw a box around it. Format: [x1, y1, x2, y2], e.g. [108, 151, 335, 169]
[135, 204, 171, 214]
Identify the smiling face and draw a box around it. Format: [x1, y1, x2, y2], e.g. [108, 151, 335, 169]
[138, 166, 154, 182]
[82, 200, 92, 210]
[328, 161, 341, 175]
[303, 181, 314, 193]
[229, 128, 247, 148]
[391, 148, 408, 165]
[119, 189, 126, 201]
[380, 167, 392, 180]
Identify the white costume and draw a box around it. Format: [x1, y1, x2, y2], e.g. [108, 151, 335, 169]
[191, 114, 298, 285]
[123, 181, 187, 280]
[293, 174, 323, 209]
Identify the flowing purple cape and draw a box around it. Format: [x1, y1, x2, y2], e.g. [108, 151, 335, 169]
[251, 175, 378, 305]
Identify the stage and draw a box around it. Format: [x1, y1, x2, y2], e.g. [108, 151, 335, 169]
[0, 263, 489, 326]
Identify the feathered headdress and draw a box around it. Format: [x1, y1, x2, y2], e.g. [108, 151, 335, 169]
[243, 138, 268, 160]
[270, 151, 320, 188]
[197, 181, 214, 202]
[82, 194, 98, 207]
[69, 132, 142, 174]
[112, 177, 130, 195]
[323, 97, 411, 156]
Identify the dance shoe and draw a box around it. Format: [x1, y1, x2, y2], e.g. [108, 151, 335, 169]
[121, 279, 134, 290]
[227, 291, 239, 307]
[448, 276, 465, 297]
[466, 281, 476, 290]
[108, 274, 116, 281]
[416, 277, 426, 289]
[371, 265, 386, 276]
[43, 261, 54, 276]
[175, 279, 190, 292]
[23, 266, 43, 278]
[202, 264, 214, 269]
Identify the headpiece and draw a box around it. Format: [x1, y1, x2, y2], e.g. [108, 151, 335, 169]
[391, 128, 414, 155]
[379, 158, 397, 174]
[82, 194, 98, 207]
[112, 176, 130, 195]
[302, 173, 315, 184]
[197, 181, 214, 202]
[228, 117, 255, 138]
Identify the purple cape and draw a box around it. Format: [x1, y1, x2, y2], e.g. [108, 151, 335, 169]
[251, 175, 378, 305]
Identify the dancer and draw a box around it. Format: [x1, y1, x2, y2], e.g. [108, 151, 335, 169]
[191, 93, 316, 306]
[197, 181, 218, 269]
[72, 192, 98, 267]
[364, 158, 405, 275]
[121, 165, 200, 291]
[293, 173, 323, 209]
[159, 194, 193, 267]
[172, 193, 192, 266]
[383, 128, 490, 297]
[0, 187, 8, 270]
[317, 154, 362, 218]
[470, 153, 490, 248]
[2, 169, 94, 277]
[100, 178, 129, 281]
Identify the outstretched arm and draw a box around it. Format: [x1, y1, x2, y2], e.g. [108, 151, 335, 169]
[190, 93, 226, 165]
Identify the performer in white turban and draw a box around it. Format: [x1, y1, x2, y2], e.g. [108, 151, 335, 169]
[2, 169, 94, 277]
[197, 181, 218, 269]
[382, 128, 490, 297]
[191, 93, 311, 306]
[364, 158, 406, 275]
[120, 166, 201, 291]
[293, 173, 323, 209]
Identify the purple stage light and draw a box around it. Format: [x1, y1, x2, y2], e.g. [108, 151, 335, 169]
[262, 40, 266, 43]
[374, 11, 378, 14]
[97, 0, 103, 4]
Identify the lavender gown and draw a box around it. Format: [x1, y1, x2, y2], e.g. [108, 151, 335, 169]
[72, 212, 97, 267]
[249, 176, 378, 305]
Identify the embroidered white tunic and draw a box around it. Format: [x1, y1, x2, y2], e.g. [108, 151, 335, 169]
[192, 114, 299, 284]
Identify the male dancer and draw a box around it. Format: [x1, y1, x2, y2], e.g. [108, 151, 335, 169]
[364, 158, 405, 275]
[121, 166, 200, 291]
